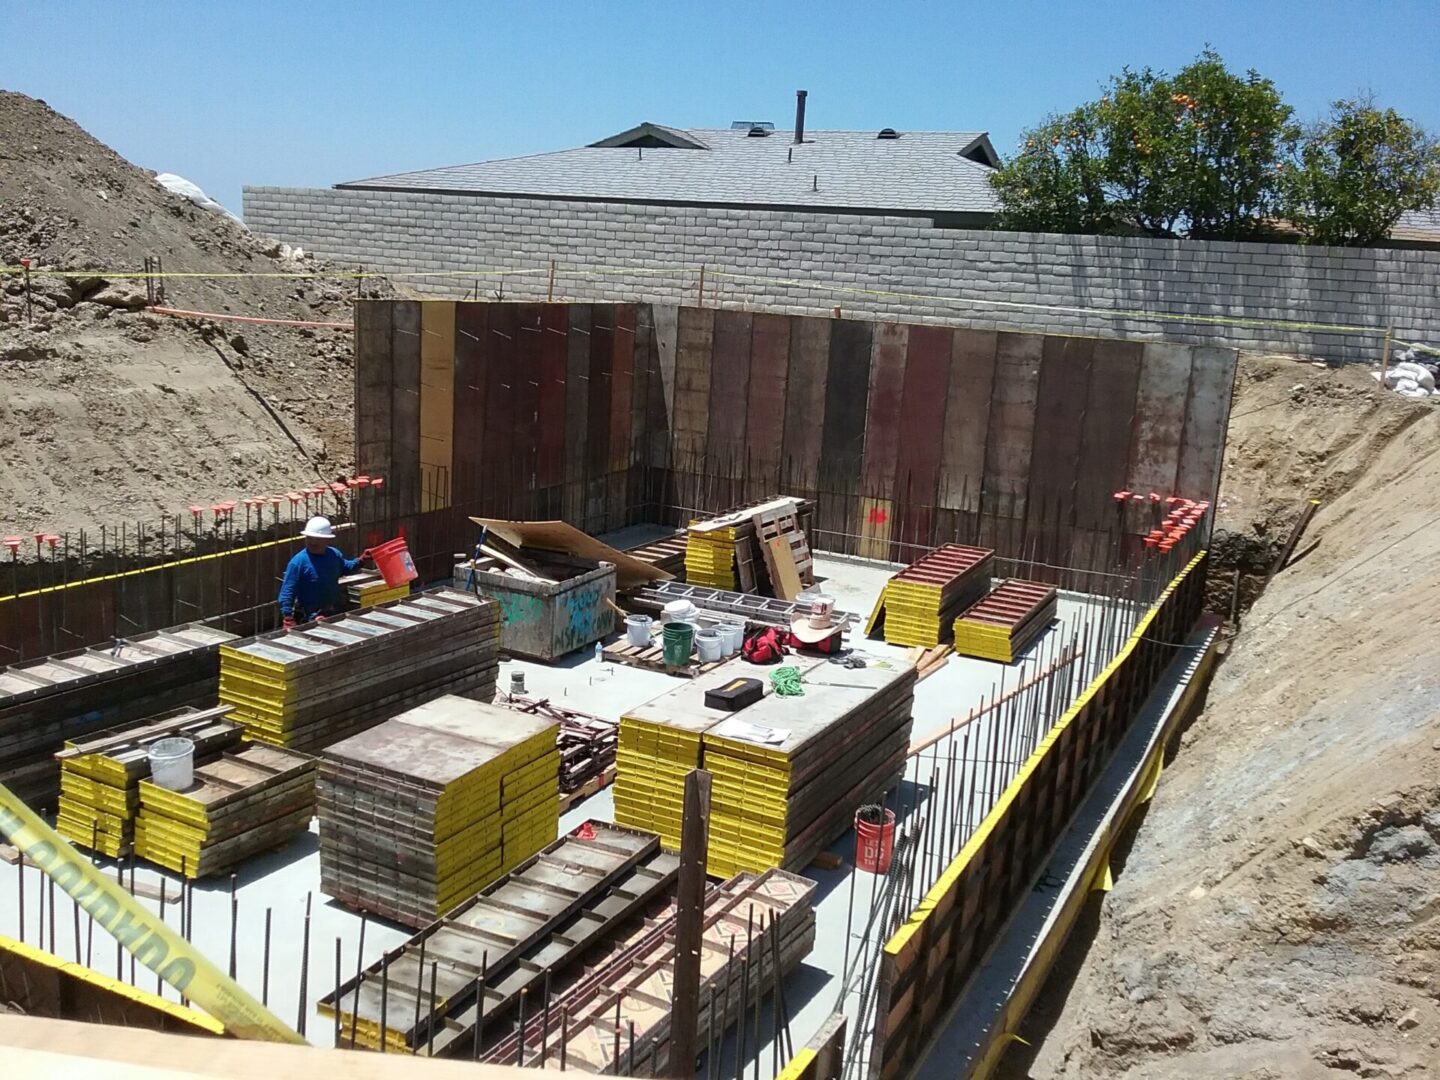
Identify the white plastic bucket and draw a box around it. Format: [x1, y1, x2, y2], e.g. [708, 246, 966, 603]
[718, 622, 744, 656]
[149, 737, 196, 791]
[695, 629, 723, 662]
[626, 614, 653, 647]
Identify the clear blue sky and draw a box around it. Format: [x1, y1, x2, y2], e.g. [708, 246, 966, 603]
[5, 0, 1438, 214]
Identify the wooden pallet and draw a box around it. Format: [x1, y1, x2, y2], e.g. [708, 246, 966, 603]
[601, 641, 728, 679]
[558, 763, 617, 813]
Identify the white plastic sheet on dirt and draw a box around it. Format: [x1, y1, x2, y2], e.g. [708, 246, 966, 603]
[154, 173, 245, 227]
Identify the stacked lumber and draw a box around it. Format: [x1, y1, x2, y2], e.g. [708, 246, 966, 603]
[703, 656, 917, 877]
[0, 623, 237, 810]
[506, 868, 817, 1073]
[218, 588, 499, 751]
[55, 705, 242, 857]
[496, 694, 618, 799]
[952, 580, 1059, 663]
[683, 496, 816, 596]
[868, 544, 994, 648]
[623, 529, 689, 579]
[318, 822, 672, 1057]
[342, 571, 410, 608]
[134, 743, 315, 878]
[317, 696, 560, 928]
[613, 664, 757, 850]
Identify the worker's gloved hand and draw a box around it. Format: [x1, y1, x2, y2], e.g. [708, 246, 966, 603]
[282, 615, 297, 630]
[361, 548, 374, 564]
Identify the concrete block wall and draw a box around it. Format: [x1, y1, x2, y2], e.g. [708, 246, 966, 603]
[242, 186, 1440, 362]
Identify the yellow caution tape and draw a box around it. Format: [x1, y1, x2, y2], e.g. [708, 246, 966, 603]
[0, 783, 305, 1044]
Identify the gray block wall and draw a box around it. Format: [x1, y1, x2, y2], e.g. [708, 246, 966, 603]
[242, 186, 1440, 362]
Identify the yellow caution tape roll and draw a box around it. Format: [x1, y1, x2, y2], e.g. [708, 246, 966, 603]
[0, 784, 304, 1044]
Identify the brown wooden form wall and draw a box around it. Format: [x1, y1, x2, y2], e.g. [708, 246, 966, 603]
[355, 302, 1236, 573]
[869, 553, 1208, 1080]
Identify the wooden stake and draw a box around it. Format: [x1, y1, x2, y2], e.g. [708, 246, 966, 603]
[1380, 326, 1394, 386]
[547, 260, 557, 302]
[697, 265, 706, 308]
[669, 769, 712, 1076]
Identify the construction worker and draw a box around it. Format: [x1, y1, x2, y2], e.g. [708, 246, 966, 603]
[278, 517, 370, 627]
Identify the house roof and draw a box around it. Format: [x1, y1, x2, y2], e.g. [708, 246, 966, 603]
[1391, 206, 1440, 244]
[337, 124, 1002, 216]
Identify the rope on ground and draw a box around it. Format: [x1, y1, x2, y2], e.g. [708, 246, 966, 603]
[770, 666, 805, 696]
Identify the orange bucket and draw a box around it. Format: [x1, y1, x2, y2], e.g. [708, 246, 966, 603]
[370, 537, 418, 588]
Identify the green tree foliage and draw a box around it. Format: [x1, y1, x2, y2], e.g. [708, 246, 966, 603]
[1280, 99, 1440, 246]
[987, 50, 1440, 245]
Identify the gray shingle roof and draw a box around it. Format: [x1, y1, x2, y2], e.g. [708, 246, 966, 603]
[337, 126, 1001, 215]
[1392, 206, 1440, 243]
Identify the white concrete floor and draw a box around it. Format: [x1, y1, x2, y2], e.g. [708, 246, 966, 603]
[0, 553, 1126, 1074]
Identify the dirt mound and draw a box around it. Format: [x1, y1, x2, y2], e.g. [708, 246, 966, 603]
[1011, 357, 1440, 1077]
[0, 90, 396, 540]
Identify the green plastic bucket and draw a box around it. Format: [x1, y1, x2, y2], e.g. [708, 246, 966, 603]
[662, 621, 695, 667]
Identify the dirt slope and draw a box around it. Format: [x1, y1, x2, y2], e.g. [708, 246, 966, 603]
[1011, 357, 1440, 1077]
[0, 90, 394, 539]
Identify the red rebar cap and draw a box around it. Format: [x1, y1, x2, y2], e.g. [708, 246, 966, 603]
[43, 535, 59, 547]
[370, 478, 385, 488]
[1143, 535, 1159, 548]
[3, 538, 20, 553]
[329, 482, 346, 494]
[353, 478, 370, 487]
[1113, 490, 1132, 502]
[270, 496, 283, 505]
[189, 505, 205, 516]
[287, 492, 302, 503]
[356, 475, 370, 483]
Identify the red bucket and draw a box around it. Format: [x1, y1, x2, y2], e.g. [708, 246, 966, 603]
[854, 807, 896, 874]
[371, 537, 418, 588]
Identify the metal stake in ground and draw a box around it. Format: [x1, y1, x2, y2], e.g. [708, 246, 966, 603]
[296, 891, 312, 1037]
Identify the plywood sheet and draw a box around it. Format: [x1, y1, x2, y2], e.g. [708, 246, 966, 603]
[981, 332, 1043, 551]
[820, 319, 873, 553]
[706, 309, 752, 483]
[894, 324, 952, 557]
[648, 305, 679, 471]
[537, 304, 569, 491]
[672, 307, 714, 477]
[482, 303, 520, 515]
[745, 312, 791, 497]
[1073, 339, 1143, 565]
[609, 304, 636, 477]
[862, 322, 909, 494]
[629, 304, 653, 483]
[354, 300, 393, 487]
[781, 315, 830, 494]
[1175, 346, 1236, 503]
[563, 305, 592, 525]
[937, 329, 997, 512]
[418, 302, 456, 511]
[451, 302, 489, 508]
[1025, 335, 1093, 565]
[389, 300, 422, 520]
[1126, 343, 1194, 498]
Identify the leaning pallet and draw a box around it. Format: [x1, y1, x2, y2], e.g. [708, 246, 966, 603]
[317, 695, 560, 928]
[866, 544, 995, 648]
[134, 742, 316, 878]
[0, 622, 237, 810]
[952, 579, 1059, 663]
[318, 822, 675, 1057]
[218, 588, 500, 752]
[55, 705, 242, 857]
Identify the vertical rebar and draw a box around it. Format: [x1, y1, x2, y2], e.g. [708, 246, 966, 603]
[333, 937, 343, 1047]
[349, 912, 368, 1048]
[472, 951, 488, 1061]
[263, 907, 273, 1006]
[297, 891, 312, 1037]
[379, 949, 390, 1054]
[427, 961, 439, 1056]
[228, 872, 238, 978]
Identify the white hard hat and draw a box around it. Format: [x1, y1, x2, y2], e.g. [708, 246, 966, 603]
[301, 516, 335, 539]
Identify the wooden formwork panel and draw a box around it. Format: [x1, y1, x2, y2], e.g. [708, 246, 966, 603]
[609, 303, 636, 478]
[818, 317, 873, 548]
[536, 304, 569, 491]
[482, 304, 520, 515]
[418, 301, 456, 511]
[980, 332, 1042, 551]
[389, 300, 423, 521]
[862, 322, 909, 494]
[780, 314, 830, 496]
[1025, 336, 1093, 567]
[893, 324, 952, 559]
[452, 302, 490, 508]
[647, 304, 679, 472]
[628, 305, 653, 493]
[1127, 342, 1194, 498]
[355, 300, 394, 483]
[564, 304, 593, 526]
[1175, 345, 1236, 503]
[707, 309, 753, 488]
[745, 312, 791, 500]
[513, 305, 543, 512]
[936, 328, 997, 516]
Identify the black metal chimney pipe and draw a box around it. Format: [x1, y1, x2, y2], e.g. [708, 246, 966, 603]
[794, 90, 808, 144]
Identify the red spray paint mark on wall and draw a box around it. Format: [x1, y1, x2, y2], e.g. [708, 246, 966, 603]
[868, 507, 888, 526]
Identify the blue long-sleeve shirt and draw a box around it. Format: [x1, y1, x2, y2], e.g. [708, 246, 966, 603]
[278, 546, 361, 621]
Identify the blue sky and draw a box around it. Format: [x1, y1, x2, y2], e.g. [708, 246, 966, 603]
[5, 1, 1438, 214]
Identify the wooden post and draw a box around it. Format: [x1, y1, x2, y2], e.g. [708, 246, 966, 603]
[1264, 498, 1320, 587]
[1380, 326, 1394, 387]
[548, 260, 557, 303]
[697, 265, 706, 309]
[669, 768, 712, 1076]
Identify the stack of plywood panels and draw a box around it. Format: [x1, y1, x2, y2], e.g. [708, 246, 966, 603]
[134, 743, 315, 878]
[952, 580, 1058, 663]
[0, 623, 237, 810]
[218, 589, 499, 752]
[317, 696, 559, 928]
[612, 663, 754, 850]
[55, 705, 242, 857]
[703, 656, 917, 877]
[869, 544, 994, 648]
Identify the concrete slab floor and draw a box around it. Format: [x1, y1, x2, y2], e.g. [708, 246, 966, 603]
[0, 553, 1128, 1073]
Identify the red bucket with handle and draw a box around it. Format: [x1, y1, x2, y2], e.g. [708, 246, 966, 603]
[855, 806, 896, 874]
[370, 537, 418, 588]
